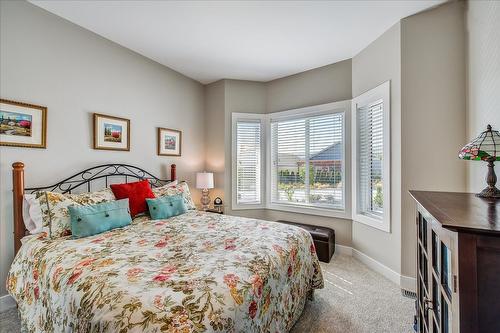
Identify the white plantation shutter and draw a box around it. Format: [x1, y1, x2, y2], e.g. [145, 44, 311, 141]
[357, 101, 383, 217]
[271, 112, 344, 210]
[352, 81, 390, 232]
[235, 121, 261, 204]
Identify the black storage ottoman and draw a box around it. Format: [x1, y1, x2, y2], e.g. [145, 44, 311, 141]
[276, 220, 335, 263]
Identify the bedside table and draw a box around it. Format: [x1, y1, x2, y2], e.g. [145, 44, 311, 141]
[204, 209, 223, 214]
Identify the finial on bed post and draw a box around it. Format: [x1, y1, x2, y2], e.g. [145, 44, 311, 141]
[12, 162, 25, 254]
[171, 164, 176, 181]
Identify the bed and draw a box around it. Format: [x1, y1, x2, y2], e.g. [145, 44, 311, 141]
[7, 162, 324, 332]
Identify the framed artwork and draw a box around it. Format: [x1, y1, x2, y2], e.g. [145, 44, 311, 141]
[157, 127, 182, 156]
[93, 113, 130, 151]
[0, 99, 47, 148]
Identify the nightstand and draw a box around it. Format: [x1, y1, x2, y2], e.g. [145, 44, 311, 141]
[204, 209, 223, 214]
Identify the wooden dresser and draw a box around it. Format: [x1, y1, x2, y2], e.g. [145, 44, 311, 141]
[410, 191, 500, 333]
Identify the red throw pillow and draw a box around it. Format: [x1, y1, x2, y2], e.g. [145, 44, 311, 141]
[110, 180, 155, 217]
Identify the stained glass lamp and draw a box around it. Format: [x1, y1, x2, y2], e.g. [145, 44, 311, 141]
[459, 124, 500, 198]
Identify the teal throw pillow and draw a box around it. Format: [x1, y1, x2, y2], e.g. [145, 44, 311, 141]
[146, 195, 187, 220]
[68, 198, 132, 239]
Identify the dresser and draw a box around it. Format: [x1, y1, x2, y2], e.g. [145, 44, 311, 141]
[410, 191, 500, 333]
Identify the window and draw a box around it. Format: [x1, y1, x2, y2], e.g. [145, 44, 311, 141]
[231, 100, 350, 218]
[232, 115, 264, 209]
[270, 113, 345, 211]
[352, 81, 390, 232]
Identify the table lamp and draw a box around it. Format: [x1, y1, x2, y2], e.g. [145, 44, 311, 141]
[459, 124, 500, 198]
[196, 172, 214, 210]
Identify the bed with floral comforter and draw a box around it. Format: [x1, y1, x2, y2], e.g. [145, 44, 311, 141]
[7, 211, 324, 333]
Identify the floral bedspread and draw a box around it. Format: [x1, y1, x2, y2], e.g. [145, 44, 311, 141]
[7, 211, 324, 333]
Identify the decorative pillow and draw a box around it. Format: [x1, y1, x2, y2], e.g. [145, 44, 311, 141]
[110, 180, 155, 217]
[66, 188, 116, 205]
[35, 188, 117, 238]
[22, 194, 44, 234]
[152, 181, 196, 210]
[146, 195, 187, 220]
[68, 199, 132, 239]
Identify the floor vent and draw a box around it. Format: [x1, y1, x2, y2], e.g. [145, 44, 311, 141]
[401, 289, 417, 299]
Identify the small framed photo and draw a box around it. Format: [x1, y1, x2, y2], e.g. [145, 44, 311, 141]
[158, 127, 182, 156]
[93, 113, 130, 151]
[0, 99, 47, 148]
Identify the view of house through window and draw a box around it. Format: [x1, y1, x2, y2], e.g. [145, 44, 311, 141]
[271, 112, 344, 210]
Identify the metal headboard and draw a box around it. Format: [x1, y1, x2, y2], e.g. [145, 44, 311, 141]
[12, 162, 177, 253]
[24, 163, 175, 194]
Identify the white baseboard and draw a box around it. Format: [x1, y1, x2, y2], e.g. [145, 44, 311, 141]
[334, 244, 416, 291]
[351, 248, 400, 285]
[0, 294, 16, 312]
[335, 244, 353, 256]
[400, 275, 417, 293]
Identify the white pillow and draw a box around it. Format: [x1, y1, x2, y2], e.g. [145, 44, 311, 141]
[22, 194, 44, 234]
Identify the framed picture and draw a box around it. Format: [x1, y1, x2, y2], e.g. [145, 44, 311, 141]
[93, 113, 130, 151]
[0, 99, 47, 148]
[157, 127, 182, 156]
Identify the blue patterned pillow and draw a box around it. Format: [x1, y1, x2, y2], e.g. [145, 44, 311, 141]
[68, 199, 132, 238]
[146, 195, 187, 220]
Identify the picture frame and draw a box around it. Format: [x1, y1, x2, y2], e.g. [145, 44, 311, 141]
[93, 113, 130, 151]
[157, 127, 182, 156]
[0, 99, 47, 148]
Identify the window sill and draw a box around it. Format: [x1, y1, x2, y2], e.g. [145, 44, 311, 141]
[352, 213, 390, 232]
[231, 204, 266, 211]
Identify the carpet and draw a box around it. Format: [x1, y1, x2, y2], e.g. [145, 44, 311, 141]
[0, 253, 414, 333]
[291, 253, 414, 333]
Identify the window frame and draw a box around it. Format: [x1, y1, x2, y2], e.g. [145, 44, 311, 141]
[266, 100, 351, 219]
[231, 113, 267, 210]
[351, 81, 391, 232]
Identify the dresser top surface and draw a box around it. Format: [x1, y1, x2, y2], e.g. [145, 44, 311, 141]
[410, 190, 500, 235]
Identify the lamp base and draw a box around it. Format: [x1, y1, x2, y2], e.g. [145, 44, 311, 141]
[476, 186, 500, 199]
[477, 159, 500, 198]
[200, 188, 211, 210]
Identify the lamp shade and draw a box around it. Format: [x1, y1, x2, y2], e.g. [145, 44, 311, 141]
[459, 124, 500, 161]
[196, 172, 214, 189]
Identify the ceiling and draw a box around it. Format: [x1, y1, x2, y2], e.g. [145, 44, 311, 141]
[30, 0, 445, 84]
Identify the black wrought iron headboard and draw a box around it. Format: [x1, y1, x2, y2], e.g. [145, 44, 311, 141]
[12, 162, 177, 253]
[24, 163, 177, 194]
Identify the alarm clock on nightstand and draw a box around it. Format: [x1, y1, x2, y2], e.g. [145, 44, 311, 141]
[213, 197, 223, 213]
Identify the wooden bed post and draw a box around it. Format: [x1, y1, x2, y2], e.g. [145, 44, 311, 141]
[171, 164, 176, 181]
[12, 162, 25, 254]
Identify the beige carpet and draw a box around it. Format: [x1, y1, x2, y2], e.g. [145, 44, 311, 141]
[0, 253, 414, 333]
[291, 254, 414, 333]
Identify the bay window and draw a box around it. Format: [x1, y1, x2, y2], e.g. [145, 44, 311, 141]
[231, 84, 390, 225]
[231, 100, 350, 218]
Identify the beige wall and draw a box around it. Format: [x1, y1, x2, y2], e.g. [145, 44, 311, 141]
[0, 1, 205, 297]
[266, 60, 352, 113]
[400, 1, 467, 278]
[465, 0, 500, 193]
[204, 80, 226, 201]
[352, 23, 403, 274]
